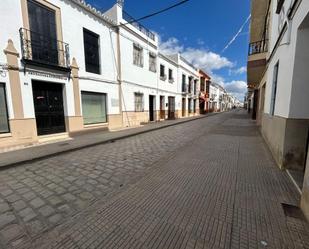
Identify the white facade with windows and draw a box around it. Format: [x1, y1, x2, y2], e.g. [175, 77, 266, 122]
[209, 83, 220, 112]
[0, 0, 122, 149]
[0, 0, 236, 150]
[259, 0, 309, 171]
[105, 3, 159, 126]
[247, 0, 309, 222]
[157, 53, 180, 119]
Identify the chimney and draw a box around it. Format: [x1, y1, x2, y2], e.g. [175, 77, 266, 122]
[117, 0, 124, 8]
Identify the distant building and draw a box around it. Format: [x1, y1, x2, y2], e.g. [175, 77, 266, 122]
[198, 69, 211, 114]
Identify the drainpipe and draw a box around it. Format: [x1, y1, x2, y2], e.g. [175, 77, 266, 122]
[116, 26, 124, 127]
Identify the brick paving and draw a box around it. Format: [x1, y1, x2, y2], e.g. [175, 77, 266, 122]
[0, 112, 223, 249]
[1, 110, 309, 248]
[0, 114, 208, 168]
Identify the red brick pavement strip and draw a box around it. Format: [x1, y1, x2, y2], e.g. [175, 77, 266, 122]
[21, 111, 309, 248]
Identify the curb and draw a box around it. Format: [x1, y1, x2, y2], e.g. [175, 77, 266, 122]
[0, 112, 220, 170]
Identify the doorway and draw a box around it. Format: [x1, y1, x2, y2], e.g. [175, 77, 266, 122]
[149, 95, 155, 122]
[168, 97, 175, 120]
[199, 99, 205, 114]
[160, 96, 165, 119]
[182, 98, 186, 117]
[32, 81, 65, 136]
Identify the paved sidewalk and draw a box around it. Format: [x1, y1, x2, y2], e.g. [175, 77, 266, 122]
[0, 112, 227, 249]
[26, 110, 309, 249]
[0, 114, 210, 169]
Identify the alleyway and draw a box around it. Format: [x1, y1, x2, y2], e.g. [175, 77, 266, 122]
[1, 110, 309, 249]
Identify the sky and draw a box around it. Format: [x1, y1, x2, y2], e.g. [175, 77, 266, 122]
[86, 0, 251, 101]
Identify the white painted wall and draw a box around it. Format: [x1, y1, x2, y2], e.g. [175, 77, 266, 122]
[265, 0, 309, 118]
[158, 55, 178, 94]
[0, 0, 24, 120]
[0, 0, 121, 122]
[157, 54, 180, 111]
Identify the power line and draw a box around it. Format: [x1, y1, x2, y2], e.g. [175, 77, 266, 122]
[116, 0, 190, 27]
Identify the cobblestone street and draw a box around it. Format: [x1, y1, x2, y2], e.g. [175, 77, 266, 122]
[1, 110, 309, 248]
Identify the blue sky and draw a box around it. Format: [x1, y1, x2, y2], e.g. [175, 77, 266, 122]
[86, 0, 250, 100]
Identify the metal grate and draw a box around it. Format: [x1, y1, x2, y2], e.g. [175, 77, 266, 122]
[282, 203, 306, 220]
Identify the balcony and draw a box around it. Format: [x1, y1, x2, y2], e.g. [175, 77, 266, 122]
[123, 11, 155, 41]
[248, 40, 268, 56]
[19, 28, 70, 71]
[247, 39, 268, 87]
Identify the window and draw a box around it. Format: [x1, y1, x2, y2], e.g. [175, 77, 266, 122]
[182, 74, 186, 92]
[168, 69, 174, 82]
[193, 99, 196, 113]
[134, 93, 144, 112]
[188, 98, 192, 113]
[0, 83, 10, 133]
[188, 77, 193, 93]
[81, 91, 107, 125]
[83, 28, 100, 74]
[206, 81, 210, 94]
[270, 62, 279, 115]
[27, 0, 58, 65]
[160, 64, 166, 80]
[276, 0, 285, 14]
[149, 52, 157, 72]
[133, 43, 143, 67]
[200, 78, 205, 92]
[194, 80, 198, 95]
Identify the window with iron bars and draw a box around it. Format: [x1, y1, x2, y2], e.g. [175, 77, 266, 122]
[133, 43, 143, 67]
[149, 52, 157, 72]
[134, 93, 144, 112]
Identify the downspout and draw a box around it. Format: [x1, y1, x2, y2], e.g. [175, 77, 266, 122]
[116, 27, 124, 127]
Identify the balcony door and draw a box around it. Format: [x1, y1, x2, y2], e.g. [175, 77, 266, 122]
[27, 0, 58, 65]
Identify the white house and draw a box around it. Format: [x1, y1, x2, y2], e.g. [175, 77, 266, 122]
[105, 2, 160, 127]
[167, 54, 200, 117]
[247, 0, 309, 219]
[209, 83, 220, 112]
[0, 0, 212, 150]
[157, 53, 179, 120]
[0, 0, 122, 150]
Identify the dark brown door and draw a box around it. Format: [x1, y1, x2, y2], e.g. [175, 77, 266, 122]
[160, 96, 165, 119]
[32, 81, 65, 135]
[149, 95, 155, 122]
[168, 97, 175, 120]
[182, 98, 186, 117]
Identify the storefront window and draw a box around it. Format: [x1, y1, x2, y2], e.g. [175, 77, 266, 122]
[81, 91, 107, 125]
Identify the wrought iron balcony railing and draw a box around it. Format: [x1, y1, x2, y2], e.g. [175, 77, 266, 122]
[19, 28, 70, 70]
[123, 11, 155, 41]
[248, 39, 268, 56]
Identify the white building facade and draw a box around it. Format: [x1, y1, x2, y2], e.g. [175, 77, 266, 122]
[0, 0, 236, 150]
[168, 55, 200, 117]
[0, 0, 122, 150]
[247, 0, 309, 219]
